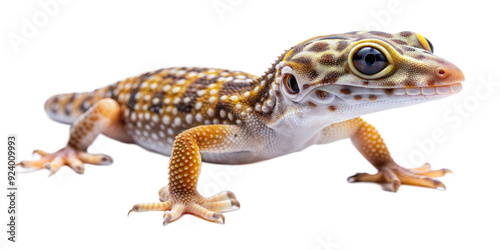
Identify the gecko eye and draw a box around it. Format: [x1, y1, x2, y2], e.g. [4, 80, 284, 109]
[283, 74, 300, 94]
[424, 38, 434, 53]
[416, 33, 434, 53]
[352, 47, 389, 75]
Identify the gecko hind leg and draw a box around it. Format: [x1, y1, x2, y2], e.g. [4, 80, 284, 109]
[17, 98, 126, 175]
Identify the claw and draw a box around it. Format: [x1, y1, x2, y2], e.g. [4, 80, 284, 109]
[128, 206, 137, 217]
[213, 213, 225, 224]
[230, 198, 240, 209]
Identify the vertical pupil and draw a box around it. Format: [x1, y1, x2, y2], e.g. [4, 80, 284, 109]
[287, 75, 299, 93]
[364, 53, 376, 65]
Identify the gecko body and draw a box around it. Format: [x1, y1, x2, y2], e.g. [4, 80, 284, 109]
[20, 31, 464, 225]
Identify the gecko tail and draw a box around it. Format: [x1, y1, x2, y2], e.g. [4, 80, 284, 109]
[44, 86, 114, 124]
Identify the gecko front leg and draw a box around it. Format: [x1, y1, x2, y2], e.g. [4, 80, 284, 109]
[129, 125, 245, 225]
[318, 117, 451, 192]
[18, 98, 131, 175]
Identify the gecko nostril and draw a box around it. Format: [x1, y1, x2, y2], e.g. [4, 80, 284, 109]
[435, 67, 448, 79]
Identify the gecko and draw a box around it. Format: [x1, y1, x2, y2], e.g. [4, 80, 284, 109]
[18, 31, 464, 225]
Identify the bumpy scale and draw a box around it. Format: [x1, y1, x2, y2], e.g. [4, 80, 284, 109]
[18, 31, 465, 225]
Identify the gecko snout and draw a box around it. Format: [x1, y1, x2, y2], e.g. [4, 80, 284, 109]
[433, 61, 465, 83]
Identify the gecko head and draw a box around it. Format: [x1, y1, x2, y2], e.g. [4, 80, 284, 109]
[273, 31, 465, 124]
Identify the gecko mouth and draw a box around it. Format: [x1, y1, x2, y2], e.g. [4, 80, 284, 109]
[382, 83, 462, 96]
[306, 82, 462, 104]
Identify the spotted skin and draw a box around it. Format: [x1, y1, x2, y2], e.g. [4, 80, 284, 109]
[18, 31, 464, 225]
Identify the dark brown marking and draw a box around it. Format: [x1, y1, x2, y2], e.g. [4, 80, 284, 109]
[328, 106, 337, 111]
[149, 92, 165, 114]
[392, 39, 408, 45]
[79, 95, 92, 112]
[354, 95, 362, 101]
[127, 86, 140, 111]
[307, 42, 330, 52]
[417, 55, 426, 60]
[106, 85, 115, 99]
[214, 103, 227, 116]
[340, 88, 351, 95]
[363, 81, 369, 86]
[399, 31, 413, 37]
[138, 69, 161, 82]
[368, 95, 377, 101]
[308, 101, 317, 107]
[322, 71, 342, 83]
[176, 95, 197, 114]
[302, 84, 311, 90]
[318, 53, 346, 66]
[51, 96, 59, 113]
[368, 31, 392, 38]
[289, 44, 306, 58]
[336, 54, 347, 64]
[64, 93, 76, 115]
[291, 57, 312, 65]
[318, 54, 335, 66]
[220, 76, 253, 95]
[384, 89, 394, 95]
[308, 69, 319, 80]
[404, 47, 416, 52]
[337, 41, 349, 51]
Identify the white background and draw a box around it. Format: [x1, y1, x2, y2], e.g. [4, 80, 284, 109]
[1, 1, 499, 249]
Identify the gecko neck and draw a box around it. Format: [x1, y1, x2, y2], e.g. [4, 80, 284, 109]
[245, 50, 290, 120]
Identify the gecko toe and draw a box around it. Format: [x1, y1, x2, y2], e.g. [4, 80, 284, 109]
[349, 161, 450, 192]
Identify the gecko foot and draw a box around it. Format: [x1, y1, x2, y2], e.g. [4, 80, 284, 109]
[348, 162, 452, 192]
[129, 187, 240, 225]
[17, 146, 113, 175]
